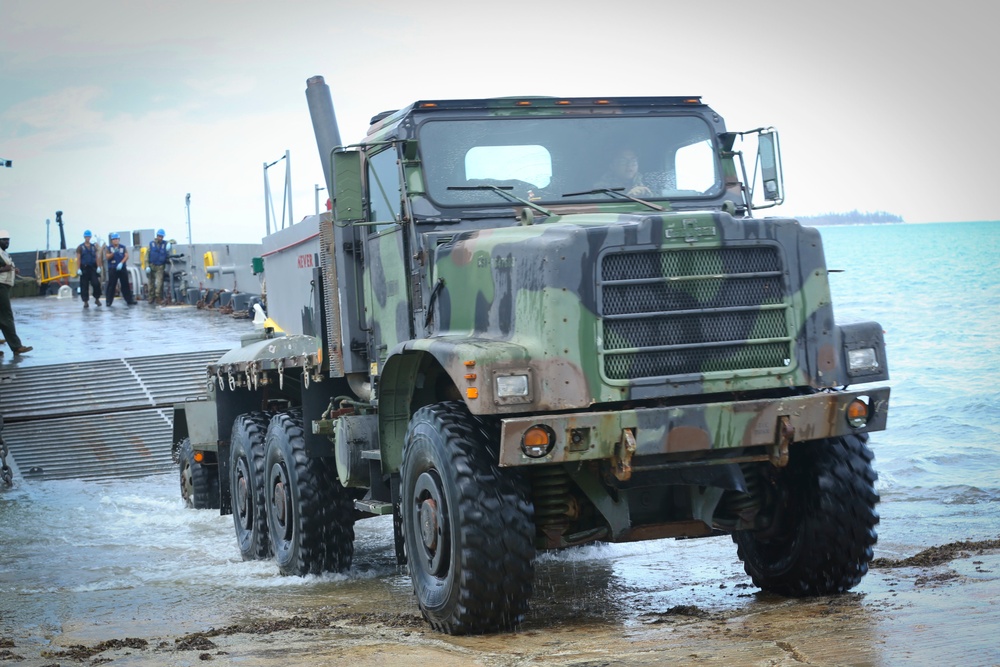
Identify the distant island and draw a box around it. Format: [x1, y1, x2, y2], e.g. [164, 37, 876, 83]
[793, 210, 904, 226]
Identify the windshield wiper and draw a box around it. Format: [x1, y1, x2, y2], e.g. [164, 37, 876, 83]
[562, 187, 665, 212]
[448, 185, 553, 217]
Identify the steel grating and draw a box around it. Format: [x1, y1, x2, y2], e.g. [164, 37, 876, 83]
[3, 408, 174, 481]
[598, 246, 792, 380]
[0, 349, 226, 481]
[0, 349, 224, 421]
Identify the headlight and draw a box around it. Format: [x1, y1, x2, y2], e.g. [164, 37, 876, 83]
[847, 347, 879, 374]
[496, 374, 529, 398]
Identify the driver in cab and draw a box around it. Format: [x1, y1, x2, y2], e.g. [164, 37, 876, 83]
[595, 148, 654, 198]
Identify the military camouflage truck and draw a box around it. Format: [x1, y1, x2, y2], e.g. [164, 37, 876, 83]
[173, 75, 890, 635]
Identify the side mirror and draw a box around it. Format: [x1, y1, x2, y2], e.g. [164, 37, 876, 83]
[757, 130, 783, 203]
[332, 150, 364, 222]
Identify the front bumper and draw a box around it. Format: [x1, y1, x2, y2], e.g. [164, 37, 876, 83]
[498, 387, 890, 468]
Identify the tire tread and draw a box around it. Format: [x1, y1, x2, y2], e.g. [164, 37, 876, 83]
[403, 401, 535, 634]
[733, 435, 880, 595]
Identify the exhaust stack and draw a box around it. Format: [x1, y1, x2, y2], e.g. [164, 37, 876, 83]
[304, 75, 366, 382]
[305, 75, 343, 195]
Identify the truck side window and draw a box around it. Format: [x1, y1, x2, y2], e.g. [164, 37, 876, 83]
[672, 139, 717, 194]
[367, 147, 402, 233]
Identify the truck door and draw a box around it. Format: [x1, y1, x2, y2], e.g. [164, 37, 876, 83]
[364, 145, 412, 374]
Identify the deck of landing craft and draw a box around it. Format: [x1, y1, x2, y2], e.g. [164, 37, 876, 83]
[1, 293, 253, 369]
[0, 294, 254, 480]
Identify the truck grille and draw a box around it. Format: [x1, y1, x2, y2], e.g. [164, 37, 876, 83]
[599, 246, 791, 381]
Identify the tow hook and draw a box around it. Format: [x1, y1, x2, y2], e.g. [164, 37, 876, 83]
[612, 428, 637, 481]
[770, 415, 793, 467]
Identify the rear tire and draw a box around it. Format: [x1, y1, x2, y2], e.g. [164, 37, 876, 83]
[178, 438, 220, 510]
[230, 412, 271, 560]
[263, 412, 355, 575]
[733, 434, 879, 595]
[401, 401, 535, 634]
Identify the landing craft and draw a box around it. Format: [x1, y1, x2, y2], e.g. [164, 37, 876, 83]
[173, 75, 890, 635]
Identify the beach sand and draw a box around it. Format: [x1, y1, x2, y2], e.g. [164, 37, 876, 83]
[4, 539, 997, 666]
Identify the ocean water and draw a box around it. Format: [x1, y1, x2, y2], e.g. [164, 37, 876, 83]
[820, 221, 1000, 554]
[0, 221, 998, 649]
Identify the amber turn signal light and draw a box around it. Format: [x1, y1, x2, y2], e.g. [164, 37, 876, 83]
[847, 398, 869, 428]
[521, 426, 554, 458]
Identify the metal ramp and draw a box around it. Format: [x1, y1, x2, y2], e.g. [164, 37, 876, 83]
[0, 349, 225, 481]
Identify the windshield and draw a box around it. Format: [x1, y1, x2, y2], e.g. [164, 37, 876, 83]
[418, 114, 721, 208]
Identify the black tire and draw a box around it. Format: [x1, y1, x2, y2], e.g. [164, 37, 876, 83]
[316, 454, 359, 571]
[263, 412, 355, 575]
[178, 438, 220, 510]
[401, 401, 535, 634]
[230, 412, 271, 560]
[733, 434, 879, 596]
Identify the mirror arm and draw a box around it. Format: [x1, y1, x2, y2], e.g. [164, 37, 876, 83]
[731, 148, 756, 217]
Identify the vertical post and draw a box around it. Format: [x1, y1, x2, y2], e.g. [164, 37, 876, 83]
[315, 184, 325, 214]
[46, 218, 51, 251]
[283, 149, 293, 229]
[185, 193, 192, 244]
[263, 162, 272, 236]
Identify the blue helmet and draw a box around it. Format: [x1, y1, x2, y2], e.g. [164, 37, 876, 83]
[110, 232, 120, 240]
[84, 230, 92, 237]
[156, 229, 165, 237]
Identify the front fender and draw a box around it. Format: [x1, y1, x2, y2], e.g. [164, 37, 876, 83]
[376, 336, 592, 475]
[388, 336, 592, 415]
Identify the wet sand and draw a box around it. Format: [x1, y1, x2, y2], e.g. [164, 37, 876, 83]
[4, 539, 998, 666]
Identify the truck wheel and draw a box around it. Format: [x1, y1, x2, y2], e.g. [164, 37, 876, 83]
[401, 401, 535, 634]
[263, 412, 355, 575]
[230, 412, 271, 560]
[178, 438, 220, 509]
[733, 434, 879, 596]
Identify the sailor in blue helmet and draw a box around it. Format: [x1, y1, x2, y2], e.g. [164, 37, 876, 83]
[104, 232, 135, 306]
[146, 229, 171, 305]
[76, 229, 102, 308]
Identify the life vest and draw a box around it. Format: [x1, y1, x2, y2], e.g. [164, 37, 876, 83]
[148, 240, 169, 266]
[78, 242, 99, 267]
[107, 245, 127, 270]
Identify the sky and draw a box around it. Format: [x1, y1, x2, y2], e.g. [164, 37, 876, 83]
[1, 0, 997, 251]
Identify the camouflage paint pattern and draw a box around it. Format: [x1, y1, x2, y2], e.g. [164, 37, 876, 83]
[399, 211, 842, 409]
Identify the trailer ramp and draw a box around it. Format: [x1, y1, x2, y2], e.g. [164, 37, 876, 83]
[0, 350, 224, 481]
